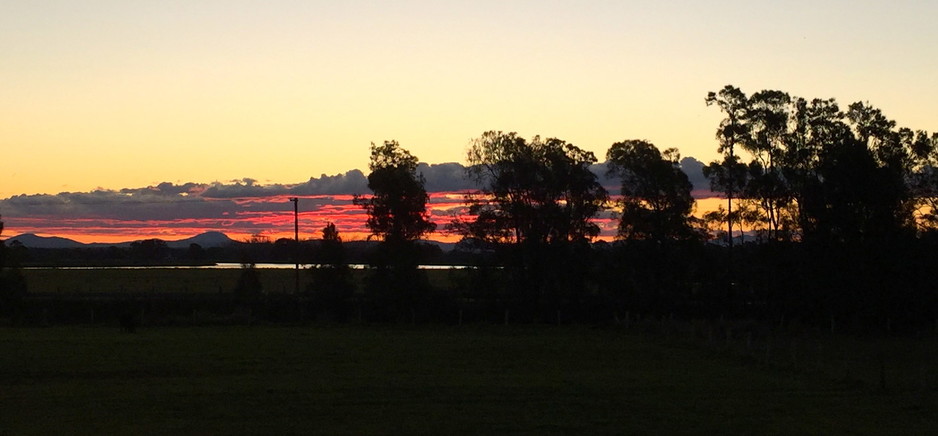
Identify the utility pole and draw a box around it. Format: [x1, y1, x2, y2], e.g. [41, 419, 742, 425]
[289, 197, 299, 294]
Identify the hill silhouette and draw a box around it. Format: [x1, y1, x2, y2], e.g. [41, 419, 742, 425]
[5, 231, 236, 249]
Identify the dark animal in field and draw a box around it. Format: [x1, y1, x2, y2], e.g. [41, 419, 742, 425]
[119, 312, 137, 333]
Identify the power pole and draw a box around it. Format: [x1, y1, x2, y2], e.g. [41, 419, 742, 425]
[289, 197, 299, 294]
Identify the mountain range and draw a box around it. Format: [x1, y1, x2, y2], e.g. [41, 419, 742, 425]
[4, 231, 236, 249]
[3, 232, 459, 252]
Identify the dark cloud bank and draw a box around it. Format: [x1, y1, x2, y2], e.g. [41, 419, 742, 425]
[0, 159, 711, 225]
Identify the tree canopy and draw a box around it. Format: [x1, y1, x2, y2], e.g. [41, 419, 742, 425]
[606, 140, 699, 242]
[703, 85, 937, 242]
[458, 131, 608, 245]
[355, 140, 436, 243]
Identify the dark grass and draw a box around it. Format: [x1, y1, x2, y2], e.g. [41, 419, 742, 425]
[21, 267, 457, 295]
[1, 325, 935, 435]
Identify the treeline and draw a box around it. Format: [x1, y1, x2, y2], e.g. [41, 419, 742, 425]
[301, 84, 938, 331]
[3, 84, 938, 332]
[7, 237, 449, 267]
[0, 217, 27, 318]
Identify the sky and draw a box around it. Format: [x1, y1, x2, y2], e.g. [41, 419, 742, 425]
[2, 0, 937, 242]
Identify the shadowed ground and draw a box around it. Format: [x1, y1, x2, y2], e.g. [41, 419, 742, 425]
[0, 325, 934, 435]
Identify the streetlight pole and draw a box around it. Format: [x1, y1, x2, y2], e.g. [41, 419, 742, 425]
[289, 197, 299, 294]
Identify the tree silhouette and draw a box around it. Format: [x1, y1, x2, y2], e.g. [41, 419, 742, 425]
[910, 132, 938, 230]
[460, 131, 607, 245]
[0, 216, 27, 321]
[784, 97, 843, 235]
[355, 140, 436, 243]
[702, 155, 749, 242]
[743, 90, 795, 240]
[234, 260, 263, 304]
[355, 140, 435, 321]
[809, 129, 911, 243]
[606, 140, 699, 242]
[187, 243, 205, 262]
[698, 85, 938, 330]
[130, 238, 169, 263]
[308, 223, 354, 321]
[706, 85, 750, 246]
[456, 131, 608, 321]
[705, 85, 931, 242]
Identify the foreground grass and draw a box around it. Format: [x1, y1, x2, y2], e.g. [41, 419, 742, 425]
[0, 325, 935, 435]
[21, 267, 457, 294]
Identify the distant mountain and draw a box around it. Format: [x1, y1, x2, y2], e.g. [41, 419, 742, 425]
[5, 231, 236, 249]
[5, 233, 86, 249]
[165, 231, 235, 248]
[420, 239, 456, 252]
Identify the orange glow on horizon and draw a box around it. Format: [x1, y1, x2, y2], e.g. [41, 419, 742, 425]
[2, 191, 727, 245]
[1, 191, 478, 245]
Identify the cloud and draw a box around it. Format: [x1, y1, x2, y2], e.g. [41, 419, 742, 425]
[201, 179, 290, 198]
[0, 179, 366, 241]
[120, 182, 206, 197]
[418, 163, 477, 192]
[289, 170, 367, 196]
[679, 156, 713, 195]
[0, 156, 715, 242]
[588, 162, 619, 190]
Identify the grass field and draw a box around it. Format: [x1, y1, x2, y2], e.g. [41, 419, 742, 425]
[21, 267, 458, 295]
[1, 325, 935, 435]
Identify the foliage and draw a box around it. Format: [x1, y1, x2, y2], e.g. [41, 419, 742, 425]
[0, 216, 27, 319]
[704, 84, 931, 243]
[355, 141, 436, 321]
[187, 243, 205, 262]
[705, 86, 750, 244]
[233, 261, 263, 303]
[354, 140, 436, 243]
[459, 131, 608, 245]
[129, 238, 169, 262]
[606, 140, 700, 241]
[455, 131, 608, 320]
[308, 223, 354, 321]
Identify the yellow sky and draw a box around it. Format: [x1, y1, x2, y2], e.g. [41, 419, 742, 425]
[2, 0, 937, 198]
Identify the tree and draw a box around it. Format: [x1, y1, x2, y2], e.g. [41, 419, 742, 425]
[354, 140, 436, 243]
[0, 215, 27, 321]
[910, 133, 938, 231]
[744, 90, 794, 240]
[129, 238, 169, 263]
[456, 131, 608, 320]
[606, 140, 699, 241]
[187, 243, 205, 262]
[233, 260, 263, 303]
[308, 223, 354, 321]
[784, 97, 844, 235]
[706, 85, 929, 242]
[355, 141, 435, 321]
[706, 86, 750, 246]
[809, 129, 912, 243]
[702, 154, 750, 242]
[460, 131, 608, 245]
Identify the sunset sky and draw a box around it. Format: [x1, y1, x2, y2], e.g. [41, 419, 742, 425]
[2, 1, 936, 243]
